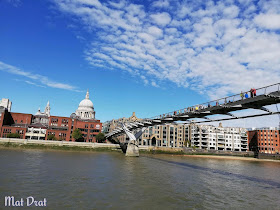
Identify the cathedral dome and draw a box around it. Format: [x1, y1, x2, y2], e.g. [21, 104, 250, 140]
[78, 98, 94, 109]
[75, 90, 95, 120]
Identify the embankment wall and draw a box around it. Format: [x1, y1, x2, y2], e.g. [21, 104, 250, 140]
[0, 138, 120, 149]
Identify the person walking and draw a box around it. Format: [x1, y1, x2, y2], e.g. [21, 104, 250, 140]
[253, 88, 256, 97]
[240, 91, 244, 100]
[250, 88, 253, 98]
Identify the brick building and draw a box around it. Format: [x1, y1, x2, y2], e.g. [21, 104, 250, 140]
[0, 91, 102, 142]
[248, 128, 280, 154]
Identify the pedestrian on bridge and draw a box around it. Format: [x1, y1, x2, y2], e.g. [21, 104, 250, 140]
[253, 88, 256, 97]
[240, 91, 244, 100]
[250, 88, 253, 98]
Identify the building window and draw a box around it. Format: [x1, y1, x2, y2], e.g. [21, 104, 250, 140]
[51, 118, 58, 123]
[62, 119, 68, 123]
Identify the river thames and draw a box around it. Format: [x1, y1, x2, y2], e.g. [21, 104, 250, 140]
[0, 149, 280, 209]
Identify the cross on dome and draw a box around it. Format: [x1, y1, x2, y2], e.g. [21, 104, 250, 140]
[86, 89, 89, 99]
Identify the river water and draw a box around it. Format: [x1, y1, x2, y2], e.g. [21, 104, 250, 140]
[0, 149, 280, 209]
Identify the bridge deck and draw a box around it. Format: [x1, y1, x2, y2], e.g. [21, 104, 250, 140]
[106, 84, 280, 138]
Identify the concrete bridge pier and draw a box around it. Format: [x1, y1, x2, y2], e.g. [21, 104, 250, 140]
[126, 140, 139, 157]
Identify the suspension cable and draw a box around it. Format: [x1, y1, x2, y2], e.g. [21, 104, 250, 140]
[275, 104, 280, 129]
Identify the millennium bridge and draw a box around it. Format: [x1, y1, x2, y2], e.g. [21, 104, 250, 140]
[106, 82, 280, 140]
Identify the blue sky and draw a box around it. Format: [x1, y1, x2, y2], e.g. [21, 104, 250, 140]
[1, 0, 280, 127]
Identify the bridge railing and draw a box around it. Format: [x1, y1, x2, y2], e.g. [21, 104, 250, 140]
[109, 83, 280, 135]
[149, 82, 280, 120]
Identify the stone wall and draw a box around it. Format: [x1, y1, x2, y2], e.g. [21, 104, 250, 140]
[258, 153, 280, 160]
[0, 138, 120, 149]
[183, 147, 254, 157]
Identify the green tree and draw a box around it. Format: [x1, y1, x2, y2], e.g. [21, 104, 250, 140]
[184, 140, 191, 147]
[95, 132, 106, 143]
[7, 133, 21, 138]
[72, 129, 83, 142]
[47, 134, 56, 140]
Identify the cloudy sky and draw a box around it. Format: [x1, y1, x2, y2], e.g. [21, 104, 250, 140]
[1, 0, 280, 127]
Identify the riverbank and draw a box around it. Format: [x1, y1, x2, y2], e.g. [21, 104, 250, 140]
[0, 138, 121, 152]
[0, 142, 120, 152]
[181, 154, 280, 162]
[1, 138, 278, 162]
[2, 142, 280, 162]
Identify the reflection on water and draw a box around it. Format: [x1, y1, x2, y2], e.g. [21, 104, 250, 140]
[0, 149, 280, 209]
[148, 157, 280, 189]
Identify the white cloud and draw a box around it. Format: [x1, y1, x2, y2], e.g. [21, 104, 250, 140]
[148, 26, 163, 37]
[151, 81, 159, 87]
[53, 0, 280, 100]
[140, 75, 148, 85]
[76, 0, 102, 8]
[25, 80, 46, 88]
[254, 13, 280, 30]
[223, 5, 239, 18]
[0, 61, 78, 91]
[150, 12, 171, 27]
[151, 0, 170, 8]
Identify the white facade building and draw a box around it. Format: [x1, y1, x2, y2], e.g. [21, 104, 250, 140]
[190, 123, 248, 151]
[0, 98, 12, 112]
[25, 127, 47, 140]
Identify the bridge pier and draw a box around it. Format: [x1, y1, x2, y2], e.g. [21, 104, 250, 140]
[125, 140, 139, 157]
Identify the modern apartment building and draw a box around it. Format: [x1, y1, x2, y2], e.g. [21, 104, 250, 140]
[189, 123, 248, 151]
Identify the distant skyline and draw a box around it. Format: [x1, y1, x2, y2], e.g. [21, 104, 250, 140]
[0, 0, 280, 127]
